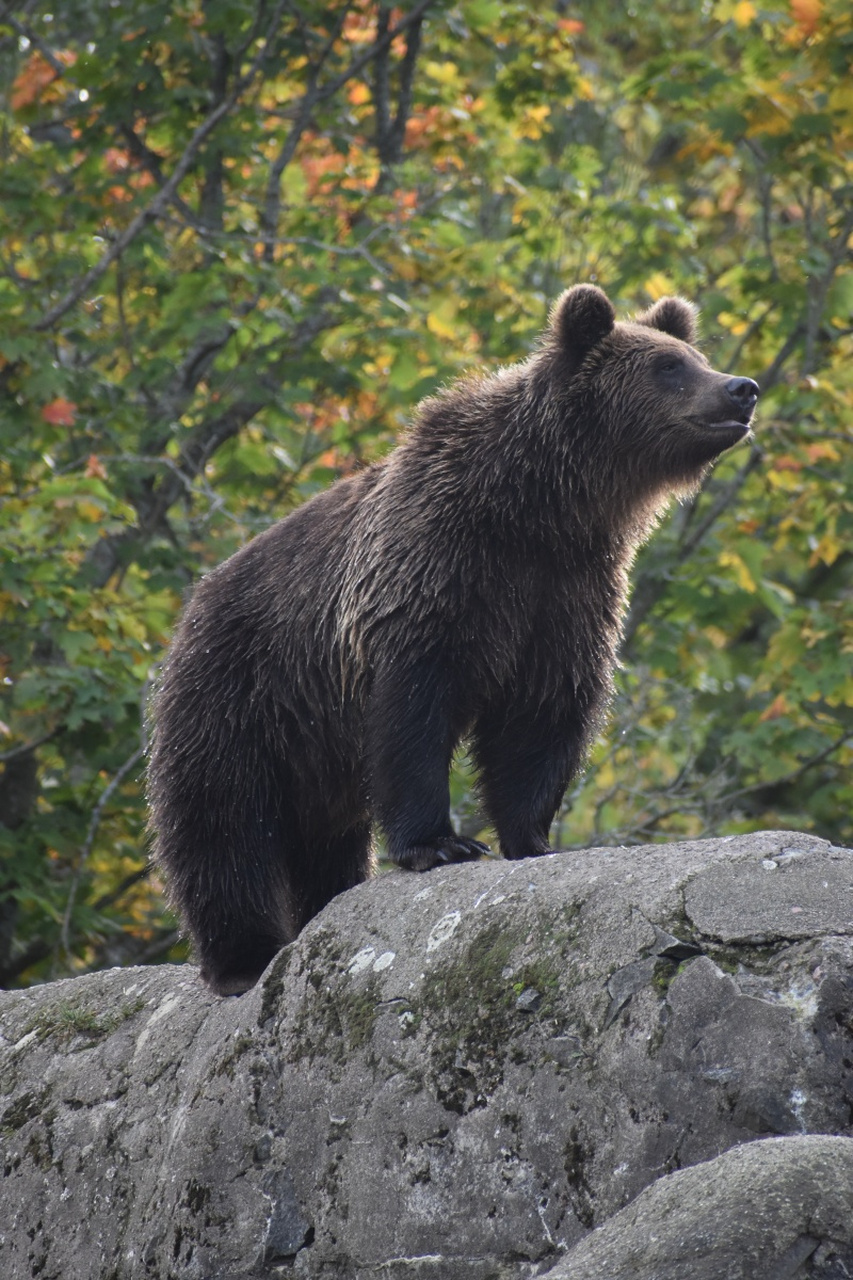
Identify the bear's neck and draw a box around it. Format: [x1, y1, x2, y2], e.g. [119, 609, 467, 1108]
[407, 364, 682, 557]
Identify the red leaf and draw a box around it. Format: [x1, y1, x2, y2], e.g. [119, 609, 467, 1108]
[41, 398, 77, 426]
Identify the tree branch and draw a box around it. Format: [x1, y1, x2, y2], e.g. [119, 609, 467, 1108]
[4, 11, 66, 75]
[374, 6, 393, 160]
[721, 729, 853, 808]
[117, 121, 207, 230]
[0, 726, 63, 764]
[59, 743, 146, 961]
[93, 861, 154, 914]
[85, 287, 340, 588]
[152, 322, 237, 430]
[260, 0, 433, 255]
[801, 203, 853, 378]
[386, 8, 425, 166]
[34, 0, 291, 331]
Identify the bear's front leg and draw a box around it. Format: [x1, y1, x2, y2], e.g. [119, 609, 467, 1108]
[473, 709, 594, 861]
[366, 656, 490, 871]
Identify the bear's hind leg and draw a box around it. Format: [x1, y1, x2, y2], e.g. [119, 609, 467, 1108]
[198, 920, 290, 997]
[152, 770, 302, 995]
[291, 819, 374, 930]
[175, 852, 299, 996]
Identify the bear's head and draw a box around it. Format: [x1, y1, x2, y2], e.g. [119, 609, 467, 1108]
[547, 283, 759, 492]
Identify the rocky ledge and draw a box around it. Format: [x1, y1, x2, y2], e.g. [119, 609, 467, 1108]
[1, 830, 852, 1279]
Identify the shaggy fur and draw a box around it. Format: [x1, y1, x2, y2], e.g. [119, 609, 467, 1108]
[148, 284, 759, 994]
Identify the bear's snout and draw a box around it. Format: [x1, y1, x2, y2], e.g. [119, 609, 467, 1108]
[725, 376, 760, 422]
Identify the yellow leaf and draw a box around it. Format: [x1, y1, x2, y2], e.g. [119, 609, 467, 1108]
[767, 469, 802, 491]
[644, 272, 676, 301]
[718, 550, 756, 592]
[424, 61, 462, 87]
[826, 677, 853, 707]
[704, 626, 730, 650]
[745, 96, 793, 138]
[516, 104, 551, 141]
[426, 299, 459, 340]
[829, 80, 853, 115]
[733, 0, 756, 24]
[809, 533, 842, 568]
[119, 613, 148, 644]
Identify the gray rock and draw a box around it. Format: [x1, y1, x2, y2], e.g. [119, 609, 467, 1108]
[1, 830, 851, 1279]
[541, 1135, 853, 1280]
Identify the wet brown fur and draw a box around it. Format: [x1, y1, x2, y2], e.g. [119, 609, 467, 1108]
[148, 285, 758, 994]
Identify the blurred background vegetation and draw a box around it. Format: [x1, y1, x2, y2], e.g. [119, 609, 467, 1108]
[0, 0, 851, 985]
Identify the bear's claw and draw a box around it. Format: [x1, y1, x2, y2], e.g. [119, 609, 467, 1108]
[395, 836, 491, 872]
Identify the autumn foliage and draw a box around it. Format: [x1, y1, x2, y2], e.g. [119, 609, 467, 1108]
[0, 0, 851, 985]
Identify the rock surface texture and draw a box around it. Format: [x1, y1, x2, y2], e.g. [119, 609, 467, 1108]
[1, 831, 852, 1279]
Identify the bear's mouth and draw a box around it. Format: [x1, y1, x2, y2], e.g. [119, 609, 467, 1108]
[702, 418, 753, 438]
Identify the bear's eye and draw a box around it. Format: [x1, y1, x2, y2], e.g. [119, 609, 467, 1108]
[657, 356, 684, 375]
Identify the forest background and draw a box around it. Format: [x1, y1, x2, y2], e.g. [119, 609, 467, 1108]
[0, 0, 850, 985]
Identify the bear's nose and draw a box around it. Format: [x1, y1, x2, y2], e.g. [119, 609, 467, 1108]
[726, 377, 759, 415]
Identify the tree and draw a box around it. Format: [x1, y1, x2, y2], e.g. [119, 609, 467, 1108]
[0, 0, 850, 985]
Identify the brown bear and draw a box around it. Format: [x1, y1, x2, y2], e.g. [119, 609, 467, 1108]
[148, 284, 758, 995]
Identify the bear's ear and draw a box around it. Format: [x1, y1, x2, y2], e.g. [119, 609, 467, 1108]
[549, 284, 616, 368]
[637, 296, 698, 344]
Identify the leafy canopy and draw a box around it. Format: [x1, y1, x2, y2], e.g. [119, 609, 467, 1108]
[0, 0, 851, 984]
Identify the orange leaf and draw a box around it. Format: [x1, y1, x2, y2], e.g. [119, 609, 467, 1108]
[759, 694, 789, 722]
[85, 454, 107, 479]
[10, 52, 58, 111]
[41, 397, 77, 426]
[104, 147, 130, 174]
[790, 0, 821, 37]
[804, 442, 840, 463]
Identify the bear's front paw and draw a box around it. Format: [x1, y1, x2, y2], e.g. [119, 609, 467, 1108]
[394, 835, 491, 872]
[502, 844, 555, 861]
